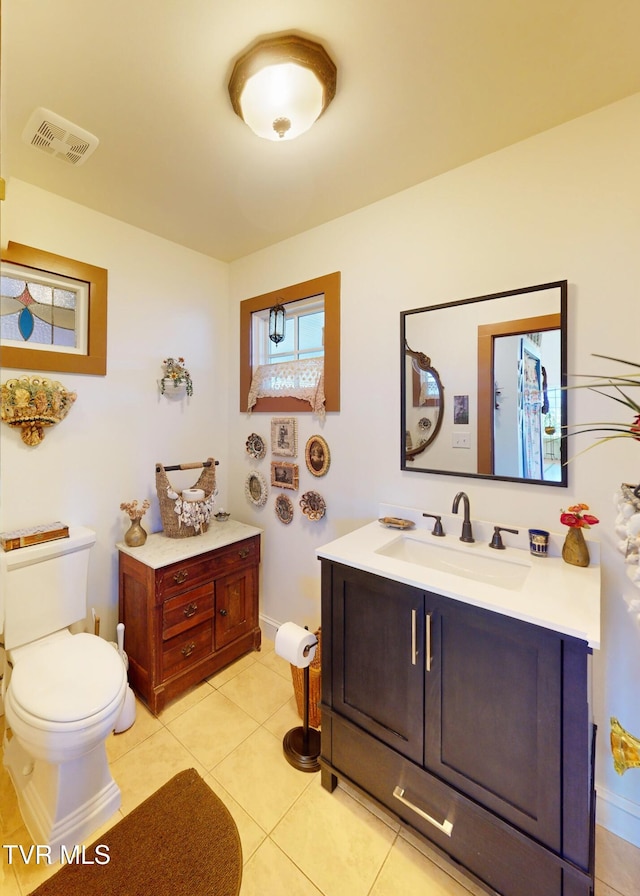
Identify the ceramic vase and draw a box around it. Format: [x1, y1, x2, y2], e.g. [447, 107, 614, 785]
[125, 518, 147, 547]
[562, 526, 589, 567]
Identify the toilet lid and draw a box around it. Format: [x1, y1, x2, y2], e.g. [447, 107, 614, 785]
[10, 633, 125, 723]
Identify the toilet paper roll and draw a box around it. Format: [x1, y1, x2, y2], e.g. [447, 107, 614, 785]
[182, 488, 205, 502]
[275, 622, 317, 668]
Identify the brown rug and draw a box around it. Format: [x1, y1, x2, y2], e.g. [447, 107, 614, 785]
[30, 768, 242, 896]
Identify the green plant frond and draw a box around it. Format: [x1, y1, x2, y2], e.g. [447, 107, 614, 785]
[586, 386, 640, 413]
[591, 354, 640, 371]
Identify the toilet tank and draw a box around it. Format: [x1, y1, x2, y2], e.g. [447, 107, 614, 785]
[1, 527, 96, 651]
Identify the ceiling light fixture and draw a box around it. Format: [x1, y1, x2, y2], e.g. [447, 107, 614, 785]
[228, 34, 337, 141]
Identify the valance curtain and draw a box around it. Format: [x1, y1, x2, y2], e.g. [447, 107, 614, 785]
[247, 358, 325, 416]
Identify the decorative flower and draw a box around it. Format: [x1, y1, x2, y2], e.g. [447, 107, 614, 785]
[160, 357, 193, 396]
[120, 499, 150, 520]
[560, 503, 599, 529]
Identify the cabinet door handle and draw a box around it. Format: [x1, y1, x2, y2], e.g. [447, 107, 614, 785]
[183, 603, 198, 618]
[392, 786, 453, 838]
[219, 608, 228, 617]
[425, 612, 432, 673]
[181, 641, 196, 658]
[173, 569, 189, 585]
[411, 609, 417, 665]
[238, 548, 250, 559]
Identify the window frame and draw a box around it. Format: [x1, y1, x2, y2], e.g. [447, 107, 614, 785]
[1, 242, 108, 375]
[240, 271, 340, 413]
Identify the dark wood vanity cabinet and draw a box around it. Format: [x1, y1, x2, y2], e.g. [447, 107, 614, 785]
[321, 561, 595, 896]
[119, 533, 261, 714]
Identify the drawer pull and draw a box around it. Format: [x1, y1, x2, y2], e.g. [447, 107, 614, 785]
[238, 548, 250, 559]
[181, 641, 196, 657]
[219, 608, 228, 617]
[173, 570, 189, 585]
[183, 603, 198, 618]
[392, 786, 453, 837]
[411, 609, 417, 665]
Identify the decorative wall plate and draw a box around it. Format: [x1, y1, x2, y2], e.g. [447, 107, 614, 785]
[275, 494, 294, 524]
[300, 490, 326, 521]
[305, 434, 330, 477]
[245, 470, 268, 506]
[246, 432, 266, 459]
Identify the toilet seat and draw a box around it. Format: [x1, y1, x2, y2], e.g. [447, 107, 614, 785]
[9, 632, 126, 723]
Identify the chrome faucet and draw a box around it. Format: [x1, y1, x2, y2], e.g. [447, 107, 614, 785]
[452, 491, 474, 543]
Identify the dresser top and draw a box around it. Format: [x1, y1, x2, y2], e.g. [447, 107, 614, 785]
[117, 520, 261, 569]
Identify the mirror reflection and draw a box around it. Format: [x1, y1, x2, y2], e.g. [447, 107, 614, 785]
[401, 281, 567, 486]
[405, 342, 444, 457]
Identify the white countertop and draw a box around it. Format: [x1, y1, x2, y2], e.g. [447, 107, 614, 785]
[317, 507, 601, 649]
[117, 519, 262, 569]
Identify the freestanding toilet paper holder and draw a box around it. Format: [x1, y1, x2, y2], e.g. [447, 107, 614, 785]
[281, 632, 320, 772]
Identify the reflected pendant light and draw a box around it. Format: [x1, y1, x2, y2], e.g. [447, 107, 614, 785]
[269, 303, 286, 344]
[228, 34, 337, 141]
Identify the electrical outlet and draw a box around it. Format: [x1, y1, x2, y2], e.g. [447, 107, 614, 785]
[452, 433, 470, 448]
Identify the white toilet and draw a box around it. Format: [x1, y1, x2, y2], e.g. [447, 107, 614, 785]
[1, 527, 127, 854]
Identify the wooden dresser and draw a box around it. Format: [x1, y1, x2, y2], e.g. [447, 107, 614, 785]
[118, 521, 261, 714]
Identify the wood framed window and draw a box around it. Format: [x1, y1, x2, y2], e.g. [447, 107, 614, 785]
[1, 242, 108, 375]
[240, 272, 340, 413]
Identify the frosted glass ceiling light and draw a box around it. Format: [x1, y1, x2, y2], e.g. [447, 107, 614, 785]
[229, 34, 337, 141]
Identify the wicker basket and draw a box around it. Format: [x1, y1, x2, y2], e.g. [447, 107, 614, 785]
[290, 628, 322, 729]
[155, 459, 217, 538]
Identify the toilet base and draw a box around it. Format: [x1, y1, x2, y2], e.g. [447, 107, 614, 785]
[3, 732, 121, 855]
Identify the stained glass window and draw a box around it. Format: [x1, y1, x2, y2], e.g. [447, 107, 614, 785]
[1, 264, 88, 355]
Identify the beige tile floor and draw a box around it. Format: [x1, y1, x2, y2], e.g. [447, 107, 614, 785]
[2, 637, 640, 895]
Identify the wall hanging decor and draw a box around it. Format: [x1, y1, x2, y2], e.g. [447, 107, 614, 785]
[159, 357, 193, 398]
[271, 417, 297, 456]
[245, 470, 268, 506]
[1, 242, 108, 375]
[1, 375, 76, 445]
[271, 461, 299, 491]
[305, 435, 330, 477]
[275, 494, 294, 524]
[120, 499, 150, 547]
[245, 432, 266, 459]
[300, 490, 326, 521]
[614, 483, 640, 593]
[610, 717, 640, 774]
[155, 458, 217, 537]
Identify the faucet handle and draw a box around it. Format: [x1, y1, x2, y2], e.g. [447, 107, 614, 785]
[423, 513, 445, 536]
[489, 525, 519, 550]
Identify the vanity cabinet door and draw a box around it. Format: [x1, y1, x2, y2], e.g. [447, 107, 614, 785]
[424, 593, 562, 851]
[331, 564, 424, 764]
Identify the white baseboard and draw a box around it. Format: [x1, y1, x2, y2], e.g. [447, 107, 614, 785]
[597, 785, 640, 848]
[259, 614, 280, 643]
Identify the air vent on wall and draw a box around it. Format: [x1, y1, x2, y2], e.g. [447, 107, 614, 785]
[21, 107, 99, 166]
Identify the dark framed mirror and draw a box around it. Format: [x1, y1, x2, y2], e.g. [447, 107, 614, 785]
[401, 281, 567, 486]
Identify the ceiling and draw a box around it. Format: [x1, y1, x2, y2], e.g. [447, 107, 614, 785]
[3, 1, 640, 262]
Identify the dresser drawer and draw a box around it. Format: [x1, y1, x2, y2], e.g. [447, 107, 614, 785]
[208, 536, 260, 576]
[163, 583, 214, 640]
[156, 536, 260, 600]
[162, 620, 213, 680]
[157, 555, 214, 599]
[331, 716, 567, 896]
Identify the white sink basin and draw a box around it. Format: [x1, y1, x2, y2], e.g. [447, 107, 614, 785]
[375, 535, 532, 591]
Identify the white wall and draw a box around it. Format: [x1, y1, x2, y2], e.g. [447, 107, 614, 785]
[2, 94, 639, 847]
[228, 94, 640, 845]
[0, 179, 230, 638]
